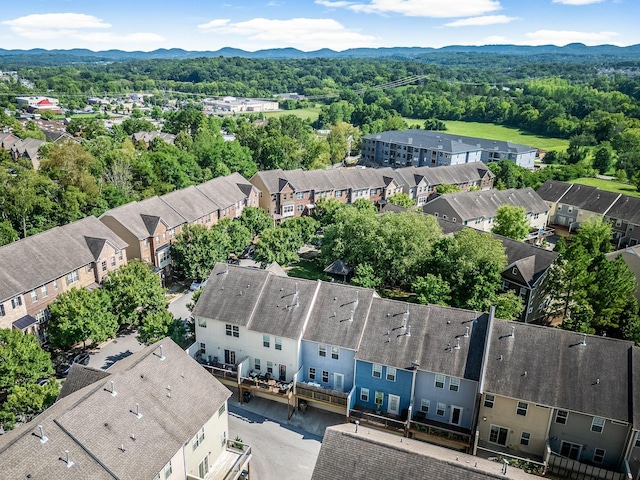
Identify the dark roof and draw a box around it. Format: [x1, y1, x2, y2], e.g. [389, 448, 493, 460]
[499, 235, 558, 287]
[0, 339, 231, 480]
[0, 216, 128, 303]
[356, 298, 487, 379]
[312, 424, 540, 480]
[196, 172, 255, 209]
[535, 179, 572, 203]
[607, 246, 640, 303]
[323, 259, 353, 276]
[483, 320, 634, 423]
[12, 315, 37, 331]
[193, 263, 271, 327]
[302, 283, 374, 350]
[604, 194, 640, 225]
[392, 162, 494, 189]
[57, 364, 110, 399]
[423, 188, 548, 221]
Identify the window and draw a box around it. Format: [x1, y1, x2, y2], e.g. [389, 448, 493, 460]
[435, 374, 445, 389]
[30, 290, 38, 302]
[297, 205, 304, 212]
[555, 410, 568, 424]
[66, 270, 79, 285]
[164, 461, 172, 479]
[517, 402, 528, 416]
[35, 310, 48, 323]
[436, 402, 446, 416]
[263, 335, 270, 348]
[319, 344, 327, 357]
[225, 324, 239, 337]
[296, 192, 304, 199]
[102, 260, 107, 272]
[41, 285, 48, 298]
[111, 256, 116, 267]
[53, 279, 58, 290]
[449, 377, 460, 392]
[0, 304, 4, 317]
[169, 229, 175, 239]
[198, 318, 207, 328]
[192, 427, 205, 450]
[11, 296, 22, 309]
[199, 342, 206, 354]
[386, 367, 396, 382]
[335, 190, 342, 197]
[420, 399, 430, 413]
[118, 249, 124, 260]
[520, 432, 531, 446]
[218, 404, 225, 417]
[221, 430, 226, 447]
[275, 337, 282, 350]
[254, 358, 261, 371]
[360, 387, 369, 402]
[267, 362, 273, 374]
[593, 448, 606, 464]
[322, 370, 329, 383]
[591, 416, 605, 433]
[372, 364, 382, 378]
[309, 367, 316, 380]
[331, 346, 339, 360]
[283, 204, 294, 215]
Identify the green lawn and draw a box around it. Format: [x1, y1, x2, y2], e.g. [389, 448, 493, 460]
[402, 119, 570, 152]
[286, 259, 331, 281]
[258, 107, 321, 123]
[570, 177, 640, 198]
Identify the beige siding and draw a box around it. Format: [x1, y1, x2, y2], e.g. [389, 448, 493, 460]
[184, 402, 230, 478]
[100, 216, 144, 262]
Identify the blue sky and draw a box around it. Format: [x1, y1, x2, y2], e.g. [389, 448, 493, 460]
[1, 0, 638, 52]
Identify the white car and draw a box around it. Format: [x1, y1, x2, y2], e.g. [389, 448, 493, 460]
[190, 279, 208, 291]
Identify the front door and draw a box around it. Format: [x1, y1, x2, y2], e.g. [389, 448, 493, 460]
[450, 406, 463, 426]
[388, 394, 400, 415]
[334, 373, 344, 392]
[560, 441, 582, 460]
[279, 364, 286, 381]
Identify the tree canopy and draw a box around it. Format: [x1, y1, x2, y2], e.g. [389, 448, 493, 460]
[492, 205, 530, 241]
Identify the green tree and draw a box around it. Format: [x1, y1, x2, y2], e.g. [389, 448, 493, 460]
[138, 310, 185, 346]
[239, 206, 273, 237]
[279, 216, 319, 246]
[0, 329, 55, 391]
[352, 198, 377, 214]
[170, 224, 221, 281]
[573, 217, 612, 256]
[412, 274, 451, 306]
[213, 218, 252, 255]
[102, 261, 167, 326]
[326, 122, 360, 163]
[493, 290, 525, 321]
[313, 198, 347, 226]
[0, 380, 59, 431]
[593, 144, 614, 174]
[253, 227, 301, 266]
[351, 263, 382, 289]
[436, 184, 462, 194]
[492, 205, 530, 240]
[0, 220, 18, 246]
[48, 288, 118, 349]
[387, 193, 414, 208]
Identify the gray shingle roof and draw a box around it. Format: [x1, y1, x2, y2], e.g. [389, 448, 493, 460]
[498, 235, 558, 287]
[392, 162, 494, 189]
[0, 216, 128, 303]
[537, 180, 621, 214]
[312, 424, 540, 480]
[196, 172, 255, 209]
[0, 339, 231, 480]
[535, 179, 573, 203]
[604, 194, 640, 225]
[423, 188, 548, 221]
[160, 185, 221, 223]
[483, 320, 634, 423]
[57, 364, 110, 400]
[355, 298, 487, 379]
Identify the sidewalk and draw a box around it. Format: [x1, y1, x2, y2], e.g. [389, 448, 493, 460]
[227, 386, 346, 438]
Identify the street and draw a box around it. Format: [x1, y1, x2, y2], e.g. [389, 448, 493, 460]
[228, 404, 322, 480]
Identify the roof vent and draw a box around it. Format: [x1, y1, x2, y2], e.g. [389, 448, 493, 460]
[464, 326, 469, 338]
[580, 334, 587, 346]
[510, 326, 515, 338]
[133, 403, 142, 419]
[119, 444, 126, 452]
[63, 450, 74, 468]
[454, 338, 461, 350]
[405, 325, 411, 337]
[109, 381, 117, 397]
[157, 344, 166, 361]
[37, 424, 48, 444]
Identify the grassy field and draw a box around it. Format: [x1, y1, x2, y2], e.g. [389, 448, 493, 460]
[259, 107, 321, 122]
[286, 259, 331, 281]
[570, 177, 640, 198]
[403, 119, 570, 152]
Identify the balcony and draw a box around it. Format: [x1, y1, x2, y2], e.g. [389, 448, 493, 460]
[348, 406, 407, 434]
[409, 414, 472, 452]
[295, 382, 349, 409]
[201, 362, 239, 382]
[548, 451, 632, 480]
[188, 440, 252, 480]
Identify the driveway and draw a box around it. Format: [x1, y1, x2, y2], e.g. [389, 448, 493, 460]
[87, 330, 144, 370]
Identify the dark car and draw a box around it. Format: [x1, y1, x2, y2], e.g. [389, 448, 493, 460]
[62, 352, 90, 376]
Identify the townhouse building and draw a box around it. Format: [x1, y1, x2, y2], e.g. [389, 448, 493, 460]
[0, 339, 251, 480]
[131, 131, 176, 148]
[100, 172, 259, 278]
[477, 319, 639, 479]
[0, 216, 128, 342]
[422, 188, 549, 233]
[603, 195, 640, 248]
[362, 129, 537, 169]
[250, 163, 494, 221]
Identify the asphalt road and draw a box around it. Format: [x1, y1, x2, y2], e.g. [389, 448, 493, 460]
[228, 404, 322, 480]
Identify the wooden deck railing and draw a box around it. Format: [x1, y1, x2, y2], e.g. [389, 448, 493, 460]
[295, 383, 348, 407]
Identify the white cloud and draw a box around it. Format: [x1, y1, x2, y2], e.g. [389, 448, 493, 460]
[524, 29, 619, 45]
[1, 13, 163, 48]
[552, 0, 605, 5]
[315, 0, 502, 18]
[444, 15, 518, 27]
[197, 17, 377, 51]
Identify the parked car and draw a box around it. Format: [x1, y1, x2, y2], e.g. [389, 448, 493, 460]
[62, 352, 91, 376]
[190, 279, 208, 291]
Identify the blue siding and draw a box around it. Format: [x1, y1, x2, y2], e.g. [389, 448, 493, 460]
[354, 360, 412, 415]
[412, 371, 478, 429]
[300, 340, 355, 392]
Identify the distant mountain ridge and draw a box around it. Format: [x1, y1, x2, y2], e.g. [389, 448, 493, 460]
[1, 43, 640, 62]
